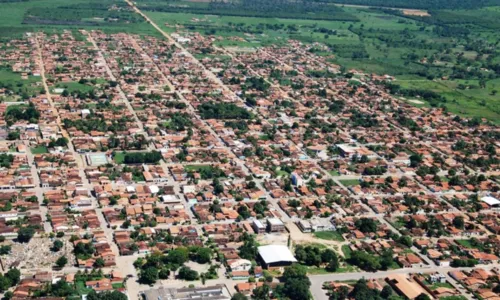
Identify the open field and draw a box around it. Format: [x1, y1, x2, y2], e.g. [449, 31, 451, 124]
[0, 0, 158, 40]
[313, 231, 345, 241]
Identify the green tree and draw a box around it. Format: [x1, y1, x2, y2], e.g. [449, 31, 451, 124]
[52, 240, 64, 252]
[5, 268, 20, 286]
[415, 294, 431, 300]
[87, 290, 127, 300]
[0, 276, 10, 293]
[17, 227, 35, 243]
[140, 267, 158, 284]
[282, 265, 311, 300]
[231, 293, 249, 300]
[195, 247, 212, 264]
[177, 266, 198, 281]
[56, 256, 68, 268]
[94, 258, 105, 268]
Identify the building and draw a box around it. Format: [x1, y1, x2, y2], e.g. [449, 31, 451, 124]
[227, 259, 252, 272]
[252, 219, 266, 234]
[481, 196, 500, 208]
[267, 218, 285, 233]
[291, 172, 304, 187]
[386, 274, 431, 300]
[258, 245, 297, 270]
[142, 285, 230, 300]
[296, 220, 312, 233]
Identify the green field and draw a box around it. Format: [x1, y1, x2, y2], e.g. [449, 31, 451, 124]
[113, 152, 126, 164]
[31, 146, 48, 154]
[313, 231, 345, 241]
[339, 179, 360, 187]
[0, 0, 158, 40]
[0, 68, 42, 100]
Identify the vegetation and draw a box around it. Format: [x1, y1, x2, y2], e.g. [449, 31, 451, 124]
[317, 0, 500, 9]
[0, 154, 14, 168]
[16, 226, 35, 243]
[313, 231, 344, 241]
[0, 268, 20, 292]
[143, 1, 500, 122]
[141, 0, 358, 21]
[295, 244, 340, 272]
[5, 103, 39, 126]
[122, 151, 162, 164]
[198, 102, 252, 120]
[135, 246, 214, 284]
[328, 278, 395, 300]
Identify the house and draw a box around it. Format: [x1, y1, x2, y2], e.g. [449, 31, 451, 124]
[227, 259, 252, 272]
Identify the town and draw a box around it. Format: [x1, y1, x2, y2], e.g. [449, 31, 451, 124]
[0, 1, 498, 300]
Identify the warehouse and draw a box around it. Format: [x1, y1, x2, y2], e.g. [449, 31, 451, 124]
[258, 245, 297, 270]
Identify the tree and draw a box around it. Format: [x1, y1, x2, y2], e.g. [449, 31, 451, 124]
[326, 256, 340, 272]
[166, 248, 189, 267]
[349, 251, 381, 271]
[453, 216, 465, 229]
[140, 267, 158, 284]
[5, 269, 20, 286]
[159, 268, 170, 279]
[321, 249, 337, 263]
[195, 247, 212, 264]
[381, 285, 393, 299]
[355, 218, 377, 233]
[56, 256, 68, 268]
[177, 266, 198, 281]
[51, 279, 73, 297]
[252, 284, 271, 300]
[398, 235, 413, 247]
[52, 240, 64, 252]
[415, 294, 431, 300]
[94, 258, 105, 268]
[17, 227, 35, 243]
[87, 290, 127, 300]
[3, 291, 13, 300]
[282, 265, 311, 300]
[0, 245, 11, 255]
[231, 293, 249, 300]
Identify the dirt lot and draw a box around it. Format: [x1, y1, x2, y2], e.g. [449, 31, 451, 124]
[2, 237, 75, 270]
[402, 9, 430, 17]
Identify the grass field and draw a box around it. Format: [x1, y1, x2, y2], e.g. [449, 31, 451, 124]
[113, 152, 126, 164]
[341, 244, 352, 259]
[184, 164, 213, 172]
[313, 231, 345, 241]
[30, 146, 48, 154]
[339, 179, 360, 187]
[0, 0, 158, 40]
[0, 68, 42, 99]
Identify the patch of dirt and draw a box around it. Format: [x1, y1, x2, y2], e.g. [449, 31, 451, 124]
[402, 9, 430, 17]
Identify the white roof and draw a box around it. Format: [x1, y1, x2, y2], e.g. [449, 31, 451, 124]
[253, 219, 265, 228]
[148, 185, 159, 194]
[258, 245, 297, 264]
[482, 196, 500, 206]
[267, 218, 284, 226]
